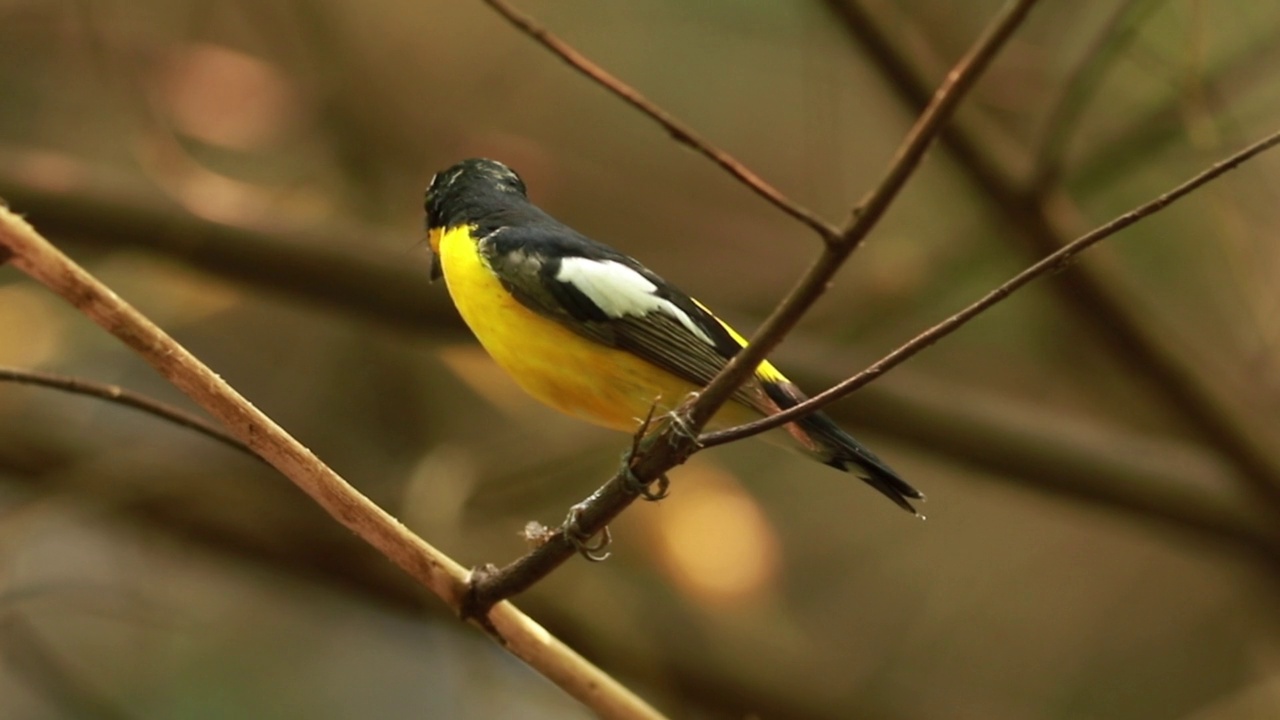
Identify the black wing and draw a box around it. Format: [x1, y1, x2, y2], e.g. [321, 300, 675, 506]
[478, 223, 765, 406]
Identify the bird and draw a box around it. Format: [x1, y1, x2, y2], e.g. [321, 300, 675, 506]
[424, 158, 923, 513]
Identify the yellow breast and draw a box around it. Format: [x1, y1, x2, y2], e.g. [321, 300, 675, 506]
[433, 225, 757, 432]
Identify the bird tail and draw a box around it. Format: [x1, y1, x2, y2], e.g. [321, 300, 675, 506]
[760, 381, 924, 515]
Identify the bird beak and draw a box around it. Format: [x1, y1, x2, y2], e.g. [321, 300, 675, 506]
[427, 227, 443, 282]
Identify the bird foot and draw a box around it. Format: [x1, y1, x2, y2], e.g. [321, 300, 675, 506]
[563, 503, 611, 562]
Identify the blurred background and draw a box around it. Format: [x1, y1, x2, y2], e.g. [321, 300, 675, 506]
[2, 0, 1280, 717]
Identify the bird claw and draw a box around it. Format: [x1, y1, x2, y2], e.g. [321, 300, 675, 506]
[563, 504, 611, 562]
[621, 461, 670, 501]
[665, 393, 704, 448]
[620, 401, 672, 501]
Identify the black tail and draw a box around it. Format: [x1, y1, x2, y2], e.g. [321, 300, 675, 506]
[760, 381, 923, 514]
[801, 411, 924, 515]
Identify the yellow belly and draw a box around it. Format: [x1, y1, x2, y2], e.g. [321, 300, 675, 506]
[436, 226, 757, 432]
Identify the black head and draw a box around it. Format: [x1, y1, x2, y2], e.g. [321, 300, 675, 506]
[424, 158, 528, 231]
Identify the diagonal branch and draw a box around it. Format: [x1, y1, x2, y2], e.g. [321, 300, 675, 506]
[682, 0, 1041, 433]
[701, 128, 1280, 458]
[822, 0, 1280, 515]
[7, 167, 1269, 571]
[480, 0, 840, 242]
[0, 366, 255, 459]
[0, 210, 666, 720]
[466, 0, 1041, 612]
[6, 159, 1252, 542]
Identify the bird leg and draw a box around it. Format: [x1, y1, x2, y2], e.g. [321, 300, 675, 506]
[665, 391, 705, 449]
[618, 400, 672, 500]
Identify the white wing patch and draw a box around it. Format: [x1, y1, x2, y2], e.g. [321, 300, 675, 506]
[555, 258, 714, 345]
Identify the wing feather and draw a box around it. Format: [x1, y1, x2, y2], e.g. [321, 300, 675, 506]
[479, 226, 768, 410]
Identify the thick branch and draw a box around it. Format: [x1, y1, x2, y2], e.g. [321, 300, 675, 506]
[0, 210, 665, 720]
[5, 158, 1251, 543]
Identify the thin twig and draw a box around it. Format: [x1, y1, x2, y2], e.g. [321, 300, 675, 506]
[479, 0, 841, 242]
[701, 128, 1280, 448]
[0, 366, 256, 459]
[5, 157, 1248, 546]
[7, 156, 1239, 548]
[0, 209, 666, 720]
[682, 0, 1040, 434]
[823, 0, 1280, 516]
[467, 0, 1040, 612]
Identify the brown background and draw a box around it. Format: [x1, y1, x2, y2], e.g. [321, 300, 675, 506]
[2, 1, 1279, 718]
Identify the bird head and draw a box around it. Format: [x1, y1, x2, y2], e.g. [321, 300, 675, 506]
[424, 158, 528, 280]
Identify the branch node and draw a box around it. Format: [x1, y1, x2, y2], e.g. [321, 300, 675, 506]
[460, 564, 503, 629]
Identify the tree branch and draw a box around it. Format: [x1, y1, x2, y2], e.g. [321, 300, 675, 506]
[701, 128, 1280, 457]
[466, 0, 1041, 612]
[822, 0, 1280, 517]
[6, 155, 1250, 543]
[0, 210, 666, 720]
[480, 0, 840, 242]
[683, 0, 1040, 436]
[0, 366, 255, 460]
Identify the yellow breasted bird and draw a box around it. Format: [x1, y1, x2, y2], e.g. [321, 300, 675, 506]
[424, 158, 923, 513]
